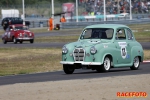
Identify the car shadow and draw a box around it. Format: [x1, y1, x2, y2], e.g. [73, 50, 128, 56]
[70, 68, 142, 75]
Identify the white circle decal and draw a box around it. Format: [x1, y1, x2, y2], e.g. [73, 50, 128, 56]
[121, 47, 127, 59]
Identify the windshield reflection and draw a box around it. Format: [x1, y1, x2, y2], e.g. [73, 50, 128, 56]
[80, 28, 114, 40]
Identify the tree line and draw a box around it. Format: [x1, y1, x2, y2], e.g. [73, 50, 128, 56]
[0, 0, 75, 5]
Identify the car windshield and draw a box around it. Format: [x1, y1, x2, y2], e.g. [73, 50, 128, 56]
[14, 26, 28, 30]
[80, 28, 114, 40]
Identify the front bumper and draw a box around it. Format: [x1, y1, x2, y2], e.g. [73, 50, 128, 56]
[60, 61, 102, 65]
[17, 37, 34, 40]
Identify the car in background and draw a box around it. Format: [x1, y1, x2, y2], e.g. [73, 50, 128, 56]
[60, 24, 144, 74]
[2, 24, 34, 44]
[1, 17, 30, 30]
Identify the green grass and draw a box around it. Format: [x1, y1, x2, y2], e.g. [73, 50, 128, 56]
[0, 48, 62, 76]
[134, 31, 150, 42]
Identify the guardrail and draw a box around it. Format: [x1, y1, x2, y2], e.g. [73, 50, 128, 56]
[62, 18, 150, 29]
[0, 14, 150, 30]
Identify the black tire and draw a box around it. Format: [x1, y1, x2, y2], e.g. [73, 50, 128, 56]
[20, 41, 23, 44]
[130, 56, 140, 70]
[96, 57, 111, 72]
[63, 64, 75, 74]
[13, 37, 17, 44]
[3, 39, 7, 44]
[30, 39, 34, 43]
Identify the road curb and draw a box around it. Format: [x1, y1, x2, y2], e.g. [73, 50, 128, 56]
[143, 60, 150, 63]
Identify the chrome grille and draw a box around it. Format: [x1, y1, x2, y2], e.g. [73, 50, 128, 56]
[24, 33, 28, 37]
[73, 48, 85, 61]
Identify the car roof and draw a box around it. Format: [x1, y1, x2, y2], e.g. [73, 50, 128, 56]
[85, 24, 129, 29]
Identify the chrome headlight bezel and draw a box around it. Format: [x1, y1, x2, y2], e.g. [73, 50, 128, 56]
[62, 46, 68, 54]
[90, 46, 97, 54]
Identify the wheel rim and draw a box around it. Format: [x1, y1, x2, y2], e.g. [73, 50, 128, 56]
[104, 57, 110, 70]
[134, 57, 139, 68]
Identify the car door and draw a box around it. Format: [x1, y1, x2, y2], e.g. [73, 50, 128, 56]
[114, 28, 131, 64]
[125, 28, 135, 63]
[5, 27, 12, 41]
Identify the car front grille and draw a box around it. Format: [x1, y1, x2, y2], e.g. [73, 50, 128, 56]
[24, 33, 28, 37]
[73, 48, 85, 61]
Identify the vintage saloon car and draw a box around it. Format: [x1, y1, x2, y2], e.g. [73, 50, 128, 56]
[2, 24, 34, 44]
[60, 24, 144, 74]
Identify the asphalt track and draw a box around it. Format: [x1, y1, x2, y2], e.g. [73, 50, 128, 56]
[0, 42, 149, 49]
[0, 63, 150, 85]
[0, 42, 66, 48]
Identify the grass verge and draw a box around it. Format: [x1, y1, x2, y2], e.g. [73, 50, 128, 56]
[0, 48, 62, 76]
[0, 48, 150, 76]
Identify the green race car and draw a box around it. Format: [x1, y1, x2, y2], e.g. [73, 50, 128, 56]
[60, 24, 144, 74]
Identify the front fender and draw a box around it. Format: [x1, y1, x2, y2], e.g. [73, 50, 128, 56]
[95, 47, 114, 64]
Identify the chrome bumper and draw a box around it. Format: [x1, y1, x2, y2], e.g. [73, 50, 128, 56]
[17, 37, 34, 40]
[60, 61, 102, 65]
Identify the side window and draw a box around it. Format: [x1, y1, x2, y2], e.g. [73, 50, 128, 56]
[127, 28, 133, 40]
[116, 28, 126, 40]
[105, 29, 113, 39]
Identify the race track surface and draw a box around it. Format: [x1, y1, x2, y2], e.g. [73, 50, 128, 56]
[0, 63, 150, 85]
[0, 42, 149, 49]
[0, 42, 66, 48]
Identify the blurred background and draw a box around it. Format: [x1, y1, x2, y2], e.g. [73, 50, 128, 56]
[1, 0, 150, 18]
[1, 0, 150, 28]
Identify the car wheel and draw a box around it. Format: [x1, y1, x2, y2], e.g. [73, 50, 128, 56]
[30, 39, 34, 43]
[96, 57, 111, 72]
[13, 38, 17, 44]
[3, 39, 7, 44]
[130, 56, 140, 70]
[63, 64, 75, 74]
[20, 41, 23, 44]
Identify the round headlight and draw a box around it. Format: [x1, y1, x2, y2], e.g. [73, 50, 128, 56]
[29, 33, 32, 36]
[90, 46, 97, 54]
[62, 46, 68, 54]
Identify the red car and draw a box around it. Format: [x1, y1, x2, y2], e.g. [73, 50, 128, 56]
[2, 24, 34, 44]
